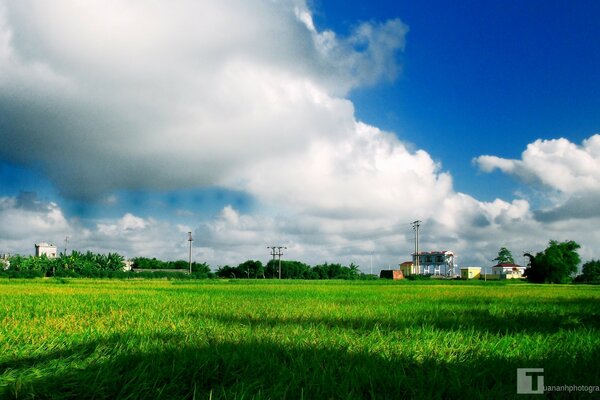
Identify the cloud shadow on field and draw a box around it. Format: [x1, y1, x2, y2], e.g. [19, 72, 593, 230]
[2, 333, 598, 399]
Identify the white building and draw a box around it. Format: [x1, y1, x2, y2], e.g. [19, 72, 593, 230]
[35, 242, 57, 258]
[412, 251, 456, 276]
[491, 263, 525, 279]
[123, 260, 133, 271]
[1, 254, 9, 270]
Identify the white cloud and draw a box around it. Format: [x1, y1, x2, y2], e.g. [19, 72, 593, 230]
[0, 193, 72, 256]
[475, 135, 600, 194]
[97, 213, 146, 235]
[0, 0, 407, 199]
[0, 195, 69, 242]
[229, 122, 452, 218]
[474, 135, 600, 222]
[295, 4, 408, 93]
[0, 193, 186, 260]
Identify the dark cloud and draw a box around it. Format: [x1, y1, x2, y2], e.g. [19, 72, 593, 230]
[15, 191, 51, 212]
[534, 193, 600, 222]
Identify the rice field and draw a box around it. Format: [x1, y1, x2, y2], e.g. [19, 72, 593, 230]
[1, 279, 599, 399]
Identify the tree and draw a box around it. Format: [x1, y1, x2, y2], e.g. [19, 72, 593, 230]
[493, 247, 515, 264]
[171, 260, 189, 270]
[265, 260, 310, 279]
[524, 240, 580, 283]
[578, 260, 600, 283]
[281, 260, 310, 279]
[310, 263, 328, 279]
[237, 260, 264, 278]
[216, 265, 237, 278]
[105, 253, 125, 271]
[191, 262, 211, 275]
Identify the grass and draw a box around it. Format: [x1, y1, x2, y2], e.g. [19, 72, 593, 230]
[0, 279, 599, 399]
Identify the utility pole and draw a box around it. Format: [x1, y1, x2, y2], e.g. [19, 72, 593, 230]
[64, 236, 69, 256]
[267, 246, 277, 278]
[277, 246, 286, 279]
[412, 220, 421, 274]
[267, 246, 286, 279]
[188, 232, 193, 274]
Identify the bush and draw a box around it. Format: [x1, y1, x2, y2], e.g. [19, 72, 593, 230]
[0, 269, 45, 279]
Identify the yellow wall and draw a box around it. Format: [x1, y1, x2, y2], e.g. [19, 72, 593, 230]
[460, 268, 481, 279]
[400, 264, 414, 276]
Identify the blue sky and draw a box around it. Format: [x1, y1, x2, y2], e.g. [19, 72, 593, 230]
[315, 0, 600, 200]
[1, 0, 599, 268]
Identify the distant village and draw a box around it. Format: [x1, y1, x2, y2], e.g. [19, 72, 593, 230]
[393, 250, 525, 280]
[1, 242, 526, 281]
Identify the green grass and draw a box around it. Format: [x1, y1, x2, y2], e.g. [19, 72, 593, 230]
[1, 279, 599, 399]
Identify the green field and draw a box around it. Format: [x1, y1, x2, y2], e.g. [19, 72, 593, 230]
[1, 279, 599, 399]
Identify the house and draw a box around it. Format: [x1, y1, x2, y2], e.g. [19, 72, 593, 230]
[1, 254, 9, 270]
[35, 242, 57, 258]
[460, 267, 481, 280]
[399, 261, 416, 277]
[380, 270, 404, 280]
[123, 260, 134, 271]
[412, 251, 456, 276]
[491, 263, 525, 279]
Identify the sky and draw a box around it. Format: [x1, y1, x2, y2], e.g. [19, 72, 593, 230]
[1, 0, 599, 271]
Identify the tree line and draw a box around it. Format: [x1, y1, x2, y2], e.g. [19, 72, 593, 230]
[0, 252, 372, 280]
[216, 260, 371, 280]
[1, 252, 212, 279]
[131, 257, 211, 273]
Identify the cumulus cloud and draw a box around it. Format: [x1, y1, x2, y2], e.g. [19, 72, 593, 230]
[0, 0, 407, 199]
[0, 193, 189, 260]
[194, 194, 567, 269]
[0, 193, 70, 253]
[229, 122, 452, 218]
[89, 213, 190, 259]
[295, 5, 407, 93]
[474, 135, 600, 222]
[474, 135, 600, 194]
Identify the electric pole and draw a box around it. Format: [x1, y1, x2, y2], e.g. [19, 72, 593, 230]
[188, 232, 193, 274]
[267, 246, 286, 279]
[267, 246, 277, 278]
[277, 246, 286, 279]
[412, 220, 421, 274]
[64, 236, 69, 256]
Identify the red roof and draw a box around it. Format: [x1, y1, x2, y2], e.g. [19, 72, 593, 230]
[494, 263, 524, 268]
